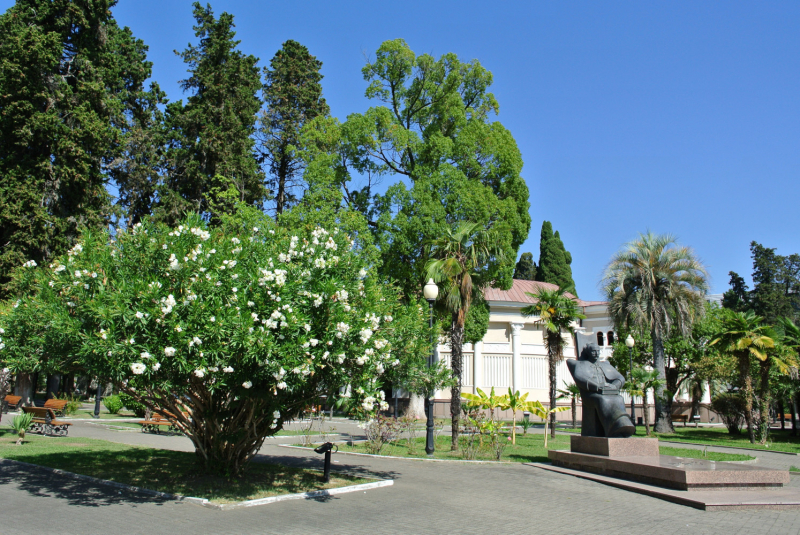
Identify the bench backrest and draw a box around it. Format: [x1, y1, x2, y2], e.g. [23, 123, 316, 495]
[4, 395, 21, 404]
[44, 399, 69, 409]
[22, 406, 57, 420]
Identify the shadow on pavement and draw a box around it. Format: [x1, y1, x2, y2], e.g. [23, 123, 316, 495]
[252, 451, 401, 482]
[0, 462, 174, 508]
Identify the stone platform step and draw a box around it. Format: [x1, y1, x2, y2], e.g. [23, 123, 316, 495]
[528, 462, 800, 511]
[548, 449, 789, 490]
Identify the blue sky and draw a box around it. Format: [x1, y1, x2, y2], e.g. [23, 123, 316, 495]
[4, 1, 798, 300]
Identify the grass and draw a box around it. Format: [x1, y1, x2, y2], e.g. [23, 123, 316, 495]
[639, 426, 800, 454]
[790, 466, 800, 472]
[308, 431, 753, 463]
[0, 430, 368, 503]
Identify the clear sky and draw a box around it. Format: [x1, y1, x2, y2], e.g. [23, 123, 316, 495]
[4, 1, 798, 301]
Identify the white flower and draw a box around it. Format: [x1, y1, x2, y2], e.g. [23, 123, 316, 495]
[130, 363, 146, 375]
[175, 326, 182, 333]
[304, 324, 311, 332]
[208, 366, 218, 372]
[22, 259, 37, 268]
[129, 338, 135, 345]
[140, 352, 151, 360]
[135, 311, 144, 319]
[192, 336, 202, 346]
[242, 381, 252, 389]
[210, 316, 216, 322]
[99, 329, 107, 340]
[355, 356, 368, 366]
[359, 268, 367, 278]
[359, 328, 373, 343]
[164, 347, 176, 357]
[152, 362, 161, 371]
[362, 399, 373, 411]
[337, 354, 345, 364]
[193, 369, 205, 378]
[277, 381, 287, 390]
[0, 343, 5, 350]
[169, 254, 180, 271]
[384, 315, 393, 322]
[376, 363, 385, 374]
[84, 284, 90, 289]
[273, 410, 281, 419]
[247, 301, 255, 307]
[231, 287, 238, 293]
[223, 366, 234, 373]
[310, 339, 319, 347]
[231, 237, 240, 245]
[314, 258, 326, 269]
[91, 272, 97, 278]
[273, 368, 286, 379]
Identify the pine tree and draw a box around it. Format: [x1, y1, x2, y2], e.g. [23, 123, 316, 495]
[260, 40, 329, 215]
[722, 271, 751, 312]
[0, 0, 156, 297]
[514, 252, 537, 280]
[535, 221, 577, 295]
[750, 242, 800, 324]
[163, 2, 264, 223]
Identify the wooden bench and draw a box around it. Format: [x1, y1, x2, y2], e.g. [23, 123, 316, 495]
[22, 406, 72, 436]
[671, 414, 689, 426]
[3, 395, 22, 413]
[138, 412, 177, 434]
[43, 399, 69, 417]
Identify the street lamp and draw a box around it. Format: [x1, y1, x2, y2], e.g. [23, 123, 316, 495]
[423, 278, 438, 456]
[625, 335, 635, 425]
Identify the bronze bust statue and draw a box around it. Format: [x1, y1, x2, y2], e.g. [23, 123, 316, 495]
[567, 344, 635, 438]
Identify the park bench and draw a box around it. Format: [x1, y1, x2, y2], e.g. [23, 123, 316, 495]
[138, 410, 187, 434]
[22, 406, 72, 436]
[671, 414, 689, 426]
[3, 395, 22, 413]
[43, 399, 69, 417]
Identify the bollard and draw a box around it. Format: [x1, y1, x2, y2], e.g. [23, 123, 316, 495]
[314, 442, 337, 482]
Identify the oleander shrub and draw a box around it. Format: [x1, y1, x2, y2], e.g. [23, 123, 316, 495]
[118, 392, 146, 417]
[102, 394, 124, 415]
[710, 392, 746, 435]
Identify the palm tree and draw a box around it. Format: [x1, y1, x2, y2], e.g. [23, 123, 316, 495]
[426, 222, 506, 450]
[629, 367, 665, 436]
[557, 381, 581, 430]
[601, 232, 708, 434]
[709, 310, 775, 444]
[757, 322, 799, 443]
[522, 287, 585, 438]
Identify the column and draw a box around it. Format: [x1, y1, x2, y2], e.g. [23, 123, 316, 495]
[473, 341, 483, 393]
[510, 323, 524, 392]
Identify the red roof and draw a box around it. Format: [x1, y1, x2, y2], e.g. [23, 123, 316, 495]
[483, 279, 607, 308]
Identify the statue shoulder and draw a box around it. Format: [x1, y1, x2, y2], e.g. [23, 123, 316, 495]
[600, 361, 622, 375]
[566, 359, 578, 371]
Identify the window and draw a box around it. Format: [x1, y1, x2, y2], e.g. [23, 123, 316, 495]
[596, 331, 604, 346]
[607, 331, 615, 345]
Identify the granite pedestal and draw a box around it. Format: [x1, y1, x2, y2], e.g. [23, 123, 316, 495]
[547, 435, 790, 491]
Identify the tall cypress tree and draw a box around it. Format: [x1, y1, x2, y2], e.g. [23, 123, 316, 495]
[163, 2, 264, 222]
[750, 242, 800, 324]
[535, 221, 577, 295]
[0, 0, 156, 297]
[260, 40, 329, 215]
[514, 252, 537, 280]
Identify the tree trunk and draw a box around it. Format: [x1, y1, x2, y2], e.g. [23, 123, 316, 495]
[450, 316, 464, 451]
[739, 354, 756, 444]
[571, 396, 577, 429]
[643, 390, 651, 436]
[780, 399, 786, 431]
[792, 394, 799, 437]
[407, 394, 426, 420]
[46, 374, 61, 399]
[13, 373, 34, 407]
[548, 336, 558, 438]
[758, 360, 771, 445]
[651, 325, 674, 434]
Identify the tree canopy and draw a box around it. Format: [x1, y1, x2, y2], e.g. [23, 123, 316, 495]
[535, 222, 576, 295]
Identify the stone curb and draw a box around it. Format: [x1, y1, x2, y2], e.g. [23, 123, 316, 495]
[0, 457, 393, 509]
[279, 444, 508, 463]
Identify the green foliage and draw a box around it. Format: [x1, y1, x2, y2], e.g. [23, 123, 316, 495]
[0, 0, 158, 298]
[103, 394, 124, 415]
[710, 392, 746, 435]
[162, 2, 265, 223]
[260, 40, 329, 215]
[0, 209, 428, 474]
[55, 393, 82, 416]
[602, 231, 708, 433]
[535, 222, 576, 295]
[118, 392, 146, 418]
[749, 242, 800, 324]
[722, 271, 751, 312]
[513, 252, 537, 281]
[460, 294, 490, 345]
[12, 412, 33, 438]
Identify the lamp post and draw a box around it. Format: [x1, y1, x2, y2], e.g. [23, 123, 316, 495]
[93, 378, 102, 419]
[625, 335, 635, 425]
[423, 278, 439, 456]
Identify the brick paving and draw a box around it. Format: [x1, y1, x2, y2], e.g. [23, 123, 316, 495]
[2, 420, 800, 534]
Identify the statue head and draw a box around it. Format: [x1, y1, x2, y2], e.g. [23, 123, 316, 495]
[579, 343, 601, 363]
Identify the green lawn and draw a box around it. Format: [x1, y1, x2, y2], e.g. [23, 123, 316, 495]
[0, 430, 367, 503]
[316, 431, 753, 463]
[639, 426, 800, 454]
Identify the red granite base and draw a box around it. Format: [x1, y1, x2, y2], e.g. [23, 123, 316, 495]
[547, 450, 789, 491]
[570, 436, 659, 457]
[529, 462, 800, 511]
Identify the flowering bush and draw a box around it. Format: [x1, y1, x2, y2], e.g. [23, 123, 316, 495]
[0, 210, 428, 474]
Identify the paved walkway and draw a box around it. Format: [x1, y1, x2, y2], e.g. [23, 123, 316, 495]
[3, 420, 800, 534]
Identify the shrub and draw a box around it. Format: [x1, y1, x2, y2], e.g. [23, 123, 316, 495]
[710, 392, 746, 435]
[118, 392, 146, 417]
[56, 393, 82, 415]
[12, 412, 33, 444]
[102, 394, 124, 415]
[0, 210, 428, 474]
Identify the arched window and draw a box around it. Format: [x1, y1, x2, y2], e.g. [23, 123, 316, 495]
[596, 331, 604, 346]
[607, 331, 615, 345]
